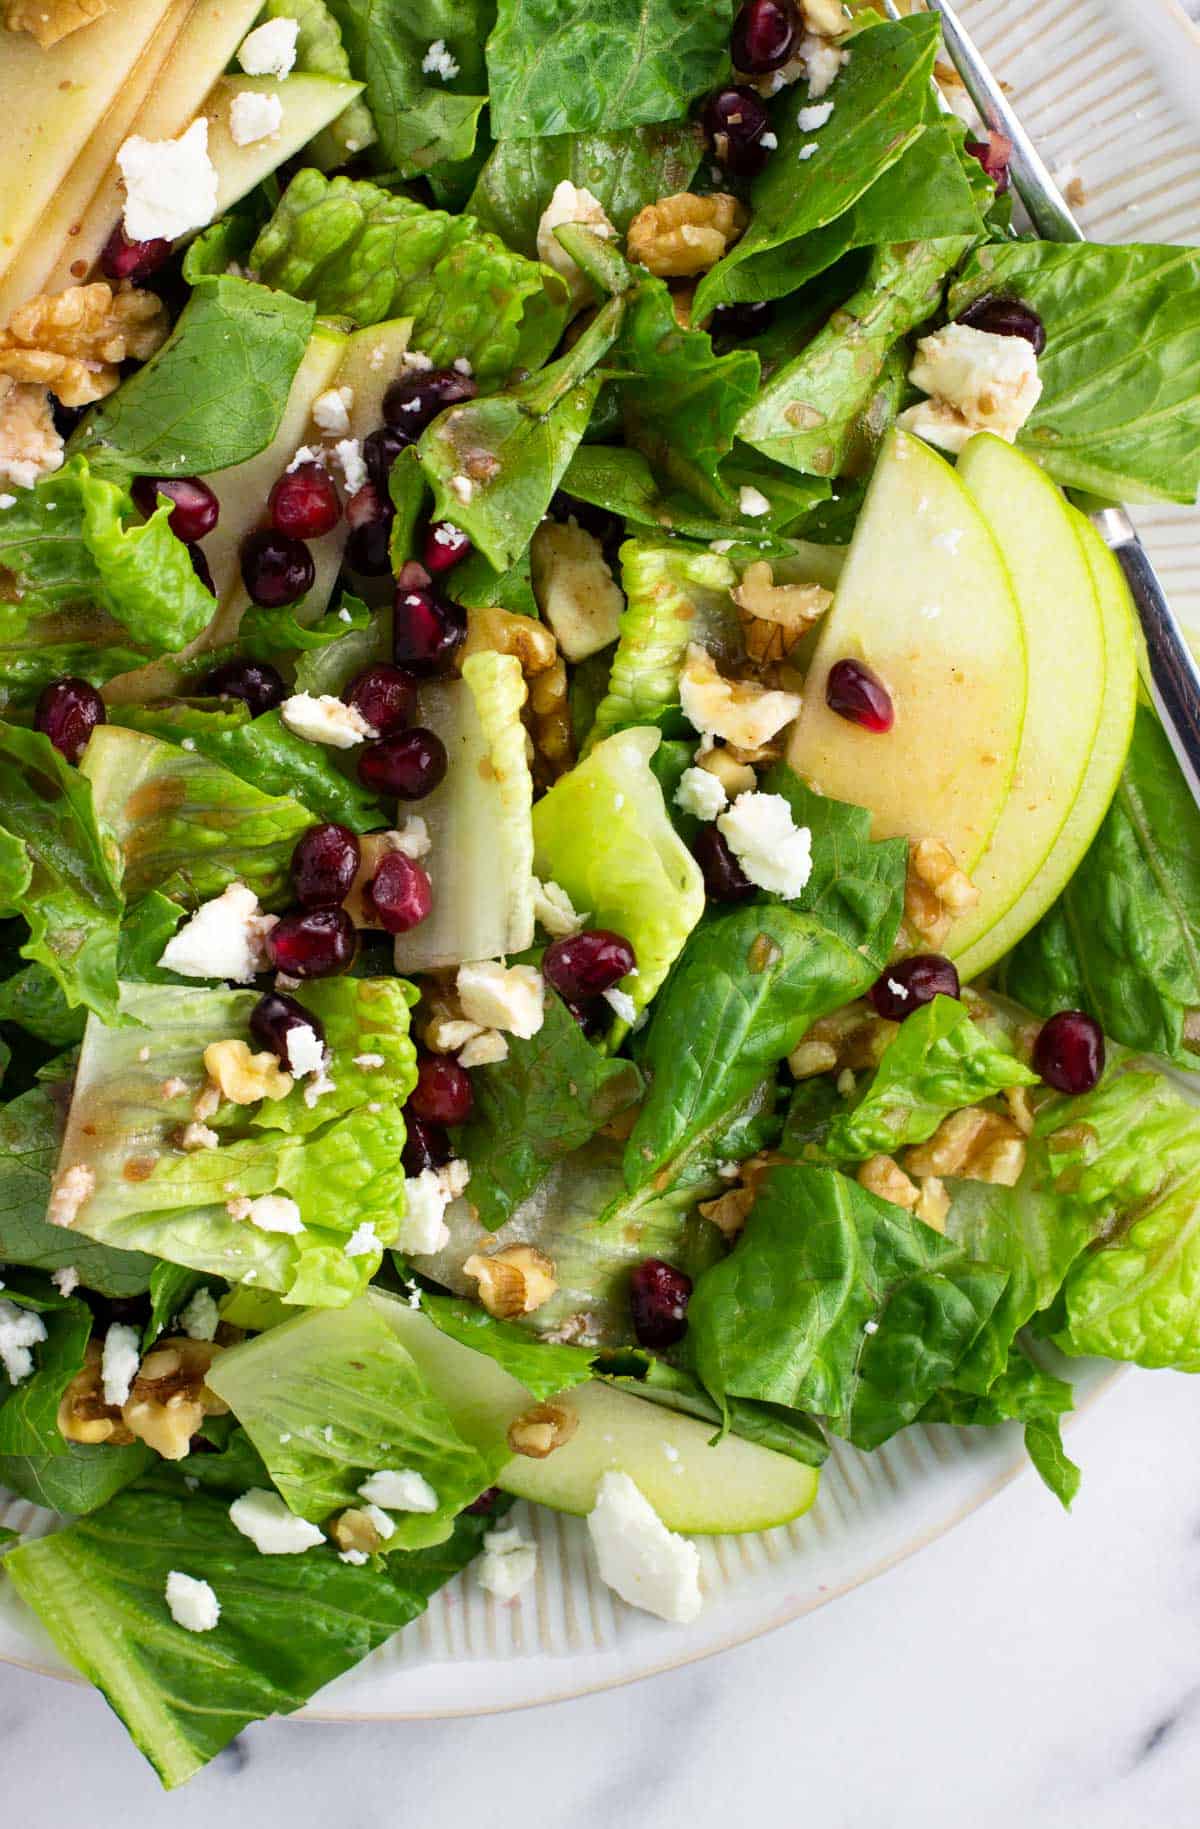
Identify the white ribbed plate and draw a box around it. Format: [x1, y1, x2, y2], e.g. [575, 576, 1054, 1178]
[2, 0, 1198, 1721]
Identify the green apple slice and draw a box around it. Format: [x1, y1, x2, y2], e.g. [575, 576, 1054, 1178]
[787, 428, 1027, 871]
[947, 434, 1107, 970]
[375, 1298, 820, 1535]
[953, 502, 1137, 982]
[203, 75, 367, 220]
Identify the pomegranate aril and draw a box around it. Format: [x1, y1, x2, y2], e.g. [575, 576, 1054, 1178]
[249, 990, 326, 1066]
[131, 474, 219, 542]
[1033, 1010, 1104, 1095]
[464, 1487, 501, 1516]
[240, 529, 315, 608]
[268, 462, 341, 539]
[826, 658, 894, 732]
[346, 482, 387, 530]
[366, 850, 433, 933]
[200, 658, 286, 717]
[187, 542, 215, 594]
[543, 930, 636, 1004]
[630, 1258, 692, 1350]
[702, 85, 773, 178]
[869, 954, 960, 1022]
[422, 520, 472, 574]
[965, 130, 1013, 194]
[358, 728, 448, 800]
[344, 663, 417, 736]
[35, 676, 105, 763]
[344, 509, 395, 576]
[403, 1115, 451, 1174]
[382, 367, 478, 434]
[955, 293, 1047, 355]
[711, 299, 775, 343]
[693, 825, 755, 903]
[393, 584, 466, 674]
[291, 822, 360, 908]
[363, 424, 407, 491]
[265, 907, 357, 979]
[100, 225, 172, 283]
[409, 1054, 473, 1126]
[731, 0, 798, 73]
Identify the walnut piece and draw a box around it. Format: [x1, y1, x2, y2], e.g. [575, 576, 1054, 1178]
[0, 381, 64, 488]
[458, 605, 571, 781]
[697, 747, 757, 798]
[203, 1039, 293, 1105]
[332, 1508, 386, 1555]
[698, 1152, 779, 1237]
[857, 1154, 920, 1212]
[915, 1174, 950, 1233]
[506, 1400, 580, 1458]
[528, 655, 573, 780]
[801, 0, 850, 35]
[905, 1108, 1027, 1187]
[627, 192, 748, 278]
[788, 1004, 897, 1079]
[5, 0, 106, 46]
[57, 1341, 136, 1446]
[461, 604, 557, 677]
[0, 283, 167, 407]
[121, 1338, 228, 1460]
[733, 562, 833, 665]
[463, 1244, 557, 1318]
[902, 837, 980, 949]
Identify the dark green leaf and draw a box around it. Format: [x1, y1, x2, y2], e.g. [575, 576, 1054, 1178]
[764, 764, 908, 964]
[421, 1292, 595, 1396]
[325, 0, 490, 176]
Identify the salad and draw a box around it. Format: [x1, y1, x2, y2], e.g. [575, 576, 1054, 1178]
[1, 0, 1199, 1789]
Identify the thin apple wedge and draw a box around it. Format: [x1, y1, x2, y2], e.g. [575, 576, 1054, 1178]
[787, 429, 1027, 872]
[203, 75, 367, 221]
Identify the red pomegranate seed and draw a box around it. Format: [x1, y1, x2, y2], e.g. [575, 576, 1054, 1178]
[403, 1115, 451, 1174]
[343, 664, 417, 736]
[34, 676, 105, 763]
[240, 530, 315, 608]
[422, 520, 473, 575]
[543, 930, 636, 1004]
[382, 368, 477, 434]
[630, 1259, 692, 1350]
[955, 294, 1047, 355]
[393, 583, 466, 675]
[346, 483, 387, 530]
[869, 954, 960, 1022]
[701, 85, 773, 178]
[1033, 1010, 1104, 1095]
[131, 475, 219, 542]
[265, 908, 357, 979]
[692, 825, 755, 903]
[731, 0, 798, 73]
[409, 1054, 473, 1126]
[464, 1487, 502, 1516]
[965, 129, 1014, 194]
[100, 224, 172, 282]
[290, 823, 360, 908]
[358, 728, 448, 800]
[366, 850, 433, 933]
[364, 425, 407, 491]
[826, 658, 894, 732]
[200, 659, 286, 717]
[268, 462, 341, 539]
[249, 990, 325, 1066]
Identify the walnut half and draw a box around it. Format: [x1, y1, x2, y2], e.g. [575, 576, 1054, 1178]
[902, 837, 980, 950]
[463, 1244, 557, 1319]
[121, 1338, 228, 1460]
[506, 1400, 579, 1458]
[733, 562, 833, 666]
[0, 282, 167, 407]
[57, 1341, 136, 1446]
[905, 1108, 1027, 1188]
[627, 192, 748, 278]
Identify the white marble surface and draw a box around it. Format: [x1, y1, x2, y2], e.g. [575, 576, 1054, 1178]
[4, 1367, 1199, 1825]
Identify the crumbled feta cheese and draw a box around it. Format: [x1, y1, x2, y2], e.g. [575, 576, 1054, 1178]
[536, 181, 617, 301]
[718, 791, 813, 898]
[674, 766, 728, 822]
[710, 538, 734, 554]
[760, 131, 779, 151]
[333, 437, 368, 495]
[51, 1266, 80, 1297]
[457, 1029, 508, 1068]
[361, 1502, 395, 1541]
[397, 1169, 452, 1255]
[533, 877, 586, 937]
[421, 37, 460, 80]
[457, 961, 545, 1039]
[117, 117, 218, 243]
[101, 1321, 141, 1408]
[158, 882, 277, 983]
[344, 1221, 381, 1258]
[679, 644, 801, 750]
[229, 1489, 325, 1554]
[161, 1076, 188, 1100]
[302, 1059, 337, 1108]
[603, 986, 638, 1026]
[798, 143, 819, 161]
[237, 16, 298, 78]
[0, 1299, 47, 1385]
[165, 1571, 220, 1633]
[586, 1472, 702, 1623]
[338, 607, 353, 623]
[358, 1469, 438, 1513]
[339, 1548, 370, 1565]
[797, 101, 835, 131]
[228, 1193, 304, 1235]
[391, 816, 430, 860]
[442, 1158, 470, 1200]
[280, 692, 375, 748]
[449, 473, 474, 505]
[0, 494, 16, 510]
[229, 89, 283, 147]
[287, 443, 327, 473]
[284, 1023, 326, 1077]
[179, 1287, 220, 1341]
[180, 1121, 219, 1152]
[353, 1052, 385, 1070]
[864, 1318, 879, 1335]
[885, 976, 910, 1002]
[47, 1162, 95, 1229]
[899, 323, 1043, 454]
[476, 1525, 538, 1600]
[799, 30, 849, 98]
[738, 484, 771, 518]
[312, 385, 354, 436]
[453, 357, 473, 376]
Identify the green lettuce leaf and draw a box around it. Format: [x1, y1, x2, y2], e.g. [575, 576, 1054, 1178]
[486, 0, 732, 140]
[949, 239, 1200, 505]
[250, 170, 566, 383]
[1001, 706, 1200, 1068]
[559, 445, 829, 549]
[920, 1347, 1080, 1508]
[72, 277, 315, 481]
[589, 539, 738, 744]
[597, 1350, 828, 1466]
[762, 765, 908, 960]
[532, 725, 705, 1011]
[451, 986, 642, 1229]
[237, 590, 372, 666]
[323, 0, 489, 175]
[4, 1487, 494, 1788]
[688, 1163, 1008, 1450]
[0, 960, 86, 1048]
[420, 1291, 596, 1397]
[262, 0, 377, 167]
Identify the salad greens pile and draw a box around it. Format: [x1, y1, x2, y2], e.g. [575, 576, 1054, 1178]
[2, 0, 1200, 1791]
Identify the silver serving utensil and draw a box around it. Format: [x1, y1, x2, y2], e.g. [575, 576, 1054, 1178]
[880, 0, 1200, 807]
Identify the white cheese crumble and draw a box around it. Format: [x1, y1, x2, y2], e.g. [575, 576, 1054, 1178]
[533, 877, 586, 937]
[227, 1193, 304, 1235]
[397, 1169, 452, 1255]
[339, 1548, 370, 1566]
[47, 1162, 96, 1229]
[117, 117, 218, 243]
[536, 181, 617, 302]
[51, 1266, 80, 1297]
[799, 31, 849, 98]
[178, 1287, 220, 1342]
[457, 961, 545, 1039]
[457, 1029, 508, 1068]
[674, 765, 728, 822]
[738, 484, 772, 518]
[165, 1571, 220, 1633]
[229, 89, 283, 147]
[333, 437, 368, 495]
[158, 882, 277, 983]
[280, 692, 375, 749]
[475, 1524, 538, 1600]
[286, 443, 327, 473]
[229, 1489, 324, 1554]
[718, 791, 813, 898]
[0, 1299, 47, 1385]
[0, 494, 16, 510]
[898, 323, 1043, 454]
[237, 17, 299, 79]
[798, 143, 819, 161]
[361, 1502, 396, 1541]
[312, 385, 355, 436]
[586, 1471, 702, 1623]
[421, 37, 460, 80]
[180, 1121, 219, 1152]
[358, 1469, 438, 1513]
[797, 101, 835, 131]
[101, 1321, 141, 1408]
[678, 644, 801, 751]
[284, 1022, 326, 1077]
[344, 1221, 381, 1258]
[760, 131, 779, 151]
[449, 473, 474, 505]
[885, 976, 910, 1002]
[603, 986, 638, 1026]
[353, 1052, 385, 1070]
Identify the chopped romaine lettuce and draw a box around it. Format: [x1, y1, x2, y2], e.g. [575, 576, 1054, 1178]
[589, 540, 739, 745]
[322, 0, 489, 176]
